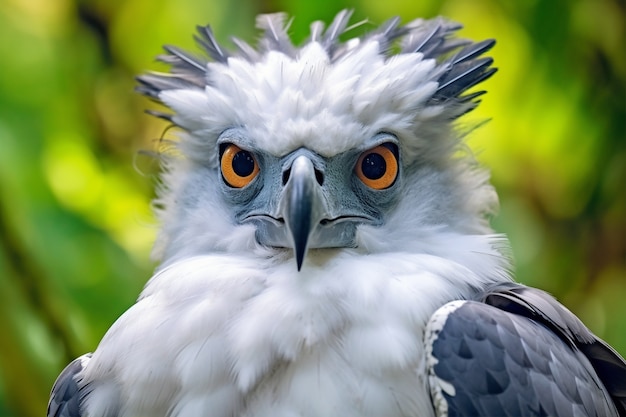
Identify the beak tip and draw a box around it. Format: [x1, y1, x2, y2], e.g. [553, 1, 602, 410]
[283, 155, 319, 273]
[295, 246, 306, 271]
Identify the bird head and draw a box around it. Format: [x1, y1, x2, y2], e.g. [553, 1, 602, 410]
[138, 10, 500, 270]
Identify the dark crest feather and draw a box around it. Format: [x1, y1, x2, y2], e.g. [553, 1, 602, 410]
[256, 13, 296, 56]
[435, 57, 496, 100]
[451, 39, 496, 65]
[145, 109, 174, 123]
[477, 283, 626, 415]
[400, 19, 440, 53]
[137, 10, 496, 114]
[322, 9, 353, 46]
[194, 25, 229, 63]
[230, 37, 260, 61]
[364, 16, 408, 55]
[162, 45, 208, 72]
[308, 20, 325, 43]
[136, 72, 201, 100]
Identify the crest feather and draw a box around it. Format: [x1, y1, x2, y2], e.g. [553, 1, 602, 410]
[137, 10, 496, 126]
[256, 13, 296, 56]
[321, 9, 353, 52]
[194, 24, 229, 63]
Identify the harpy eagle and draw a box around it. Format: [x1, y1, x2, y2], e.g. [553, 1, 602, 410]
[48, 10, 626, 417]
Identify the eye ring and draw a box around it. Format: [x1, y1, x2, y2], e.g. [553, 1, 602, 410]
[355, 143, 398, 190]
[220, 144, 259, 188]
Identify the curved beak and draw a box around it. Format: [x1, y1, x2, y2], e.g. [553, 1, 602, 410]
[281, 155, 325, 271]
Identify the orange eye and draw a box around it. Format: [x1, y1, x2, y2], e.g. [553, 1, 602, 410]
[220, 144, 259, 188]
[355, 143, 398, 190]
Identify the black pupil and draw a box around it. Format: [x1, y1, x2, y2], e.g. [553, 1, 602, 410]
[361, 152, 386, 180]
[232, 151, 255, 177]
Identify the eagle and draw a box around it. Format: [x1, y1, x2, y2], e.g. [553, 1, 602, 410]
[48, 10, 626, 417]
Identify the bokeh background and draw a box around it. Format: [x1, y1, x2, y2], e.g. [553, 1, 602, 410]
[0, 0, 624, 415]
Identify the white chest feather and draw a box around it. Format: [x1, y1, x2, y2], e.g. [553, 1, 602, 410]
[80, 245, 506, 417]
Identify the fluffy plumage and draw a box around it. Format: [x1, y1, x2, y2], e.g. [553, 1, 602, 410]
[139, 11, 499, 264]
[49, 10, 625, 417]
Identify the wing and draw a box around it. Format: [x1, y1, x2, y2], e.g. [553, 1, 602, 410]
[425, 283, 626, 417]
[47, 353, 92, 417]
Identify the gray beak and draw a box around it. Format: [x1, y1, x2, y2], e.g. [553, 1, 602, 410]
[244, 150, 368, 271]
[280, 155, 325, 271]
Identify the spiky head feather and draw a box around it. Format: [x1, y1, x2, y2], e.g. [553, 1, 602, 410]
[138, 10, 495, 164]
[138, 10, 502, 264]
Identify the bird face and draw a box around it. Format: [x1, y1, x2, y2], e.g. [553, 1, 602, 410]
[138, 11, 499, 267]
[217, 129, 402, 269]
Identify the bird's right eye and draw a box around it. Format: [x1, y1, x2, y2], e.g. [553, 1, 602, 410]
[220, 144, 259, 188]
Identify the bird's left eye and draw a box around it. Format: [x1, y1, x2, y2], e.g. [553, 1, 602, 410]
[355, 143, 399, 190]
[220, 144, 260, 188]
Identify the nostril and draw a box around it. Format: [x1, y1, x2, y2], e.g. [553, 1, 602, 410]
[282, 167, 324, 186]
[282, 168, 291, 186]
[314, 169, 324, 186]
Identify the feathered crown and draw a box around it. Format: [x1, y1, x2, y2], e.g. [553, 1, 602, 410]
[136, 10, 496, 166]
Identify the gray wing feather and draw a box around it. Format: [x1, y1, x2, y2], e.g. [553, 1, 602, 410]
[47, 353, 92, 417]
[426, 284, 626, 417]
[479, 283, 626, 413]
[479, 283, 594, 344]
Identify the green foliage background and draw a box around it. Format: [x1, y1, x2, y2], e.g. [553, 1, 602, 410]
[0, 0, 623, 415]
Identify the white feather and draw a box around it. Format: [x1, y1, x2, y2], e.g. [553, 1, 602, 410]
[161, 39, 446, 164]
[81, 226, 510, 416]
